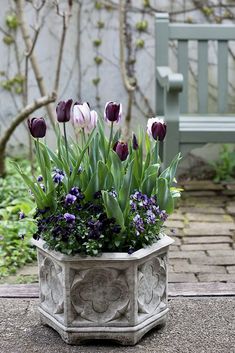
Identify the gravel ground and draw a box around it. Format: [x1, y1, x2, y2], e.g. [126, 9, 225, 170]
[0, 297, 234, 353]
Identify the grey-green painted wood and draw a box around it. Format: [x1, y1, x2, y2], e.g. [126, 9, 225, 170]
[218, 41, 228, 113]
[169, 24, 235, 40]
[178, 41, 188, 113]
[155, 13, 169, 115]
[198, 41, 208, 113]
[155, 13, 235, 164]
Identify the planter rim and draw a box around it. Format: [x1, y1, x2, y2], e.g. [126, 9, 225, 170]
[32, 234, 174, 262]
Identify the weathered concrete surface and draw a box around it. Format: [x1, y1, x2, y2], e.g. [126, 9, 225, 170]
[0, 298, 234, 353]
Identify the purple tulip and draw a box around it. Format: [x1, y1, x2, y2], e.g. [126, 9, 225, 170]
[147, 118, 167, 141]
[132, 133, 138, 150]
[104, 101, 122, 123]
[113, 141, 129, 161]
[73, 102, 98, 133]
[27, 117, 46, 138]
[56, 99, 73, 123]
[64, 213, 76, 223]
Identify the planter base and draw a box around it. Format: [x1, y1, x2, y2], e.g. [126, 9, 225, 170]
[39, 306, 168, 345]
[33, 235, 173, 346]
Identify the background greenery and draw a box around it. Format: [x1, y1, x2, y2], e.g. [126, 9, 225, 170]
[0, 159, 37, 278]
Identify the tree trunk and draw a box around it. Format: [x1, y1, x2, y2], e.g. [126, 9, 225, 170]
[0, 149, 6, 177]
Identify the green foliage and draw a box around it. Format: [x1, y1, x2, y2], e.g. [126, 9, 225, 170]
[3, 35, 14, 45]
[92, 77, 101, 86]
[97, 21, 105, 29]
[212, 145, 235, 183]
[0, 159, 37, 278]
[94, 56, 103, 65]
[5, 13, 20, 30]
[136, 38, 145, 49]
[0, 74, 24, 94]
[136, 20, 148, 32]
[93, 39, 102, 47]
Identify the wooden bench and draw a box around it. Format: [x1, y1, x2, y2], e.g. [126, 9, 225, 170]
[155, 13, 235, 168]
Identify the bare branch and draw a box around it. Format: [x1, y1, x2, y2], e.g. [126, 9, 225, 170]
[0, 92, 57, 152]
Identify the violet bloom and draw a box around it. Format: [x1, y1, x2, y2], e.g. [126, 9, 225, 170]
[19, 211, 25, 220]
[28, 117, 46, 138]
[146, 210, 156, 224]
[65, 193, 77, 205]
[53, 169, 64, 183]
[147, 117, 167, 141]
[70, 187, 80, 197]
[37, 175, 43, 182]
[104, 101, 122, 123]
[113, 141, 129, 161]
[160, 210, 168, 222]
[64, 213, 76, 223]
[73, 102, 98, 133]
[56, 99, 73, 123]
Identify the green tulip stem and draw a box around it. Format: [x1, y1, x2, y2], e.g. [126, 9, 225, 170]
[63, 122, 69, 168]
[36, 138, 47, 187]
[106, 121, 114, 163]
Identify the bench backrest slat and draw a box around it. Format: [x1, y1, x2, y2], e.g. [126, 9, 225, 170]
[169, 24, 235, 41]
[178, 40, 188, 113]
[218, 40, 228, 113]
[155, 13, 235, 114]
[198, 41, 209, 113]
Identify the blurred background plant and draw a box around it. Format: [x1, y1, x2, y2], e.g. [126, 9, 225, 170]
[211, 145, 235, 183]
[0, 159, 37, 278]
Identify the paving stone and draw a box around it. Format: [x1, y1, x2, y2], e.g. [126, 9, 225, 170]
[181, 243, 232, 251]
[222, 190, 235, 196]
[169, 259, 189, 266]
[168, 273, 198, 283]
[197, 273, 235, 282]
[169, 251, 206, 259]
[173, 264, 226, 274]
[226, 206, 235, 215]
[226, 266, 235, 274]
[182, 191, 217, 197]
[170, 237, 182, 245]
[206, 250, 235, 257]
[164, 228, 184, 237]
[180, 207, 225, 214]
[190, 256, 235, 266]
[183, 236, 233, 244]
[180, 180, 224, 191]
[181, 197, 227, 205]
[185, 213, 234, 223]
[169, 245, 180, 251]
[165, 220, 185, 229]
[183, 223, 235, 236]
[168, 213, 185, 221]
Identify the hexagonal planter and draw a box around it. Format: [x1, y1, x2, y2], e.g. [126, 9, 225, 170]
[33, 234, 173, 345]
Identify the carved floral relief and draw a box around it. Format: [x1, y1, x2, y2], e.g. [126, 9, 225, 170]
[39, 255, 64, 315]
[70, 268, 130, 324]
[138, 256, 166, 315]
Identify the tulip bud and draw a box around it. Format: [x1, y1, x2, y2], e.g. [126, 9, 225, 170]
[147, 117, 166, 141]
[113, 141, 129, 161]
[73, 102, 98, 133]
[132, 133, 139, 150]
[104, 101, 122, 123]
[27, 117, 47, 138]
[56, 99, 73, 123]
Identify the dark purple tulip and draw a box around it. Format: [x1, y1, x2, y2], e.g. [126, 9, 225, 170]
[113, 141, 129, 161]
[104, 101, 122, 123]
[132, 133, 138, 150]
[147, 118, 167, 141]
[56, 99, 73, 123]
[27, 117, 47, 138]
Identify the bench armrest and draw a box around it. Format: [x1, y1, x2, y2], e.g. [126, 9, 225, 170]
[156, 66, 184, 93]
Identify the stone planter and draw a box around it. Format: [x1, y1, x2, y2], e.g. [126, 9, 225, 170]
[33, 234, 173, 345]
